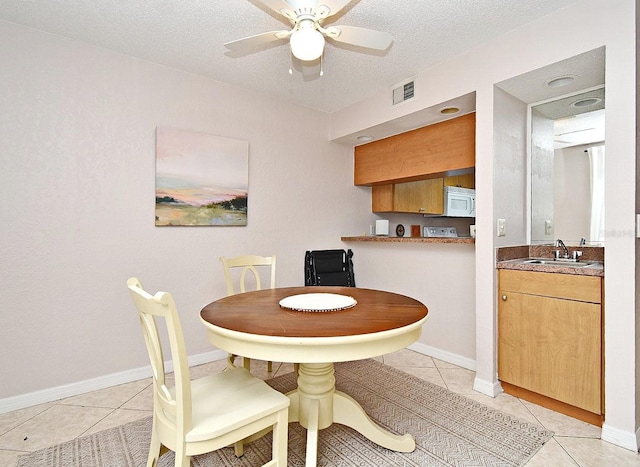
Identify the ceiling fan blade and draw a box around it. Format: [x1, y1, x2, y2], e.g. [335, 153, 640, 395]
[285, 0, 319, 9]
[326, 25, 393, 50]
[224, 30, 290, 51]
[255, 0, 291, 15]
[318, 0, 351, 17]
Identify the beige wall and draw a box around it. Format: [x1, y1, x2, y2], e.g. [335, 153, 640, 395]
[0, 20, 371, 401]
[492, 87, 528, 247]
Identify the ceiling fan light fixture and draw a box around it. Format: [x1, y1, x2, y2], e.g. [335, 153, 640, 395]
[290, 21, 325, 61]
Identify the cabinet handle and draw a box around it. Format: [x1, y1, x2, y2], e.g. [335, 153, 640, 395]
[501, 295, 507, 301]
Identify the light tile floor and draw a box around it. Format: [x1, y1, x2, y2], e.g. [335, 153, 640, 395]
[1, 350, 638, 466]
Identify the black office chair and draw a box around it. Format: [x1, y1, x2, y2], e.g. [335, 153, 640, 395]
[304, 249, 356, 287]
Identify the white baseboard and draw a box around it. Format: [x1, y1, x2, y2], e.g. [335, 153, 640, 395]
[601, 422, 640, 452]
[0, 349, 226, 415]
[408, 342, 476, 371]
[2, 344, 473, 415]
[473, 378, 503, 397]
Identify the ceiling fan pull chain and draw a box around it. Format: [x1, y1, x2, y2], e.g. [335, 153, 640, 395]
[320, 54, 324, 77]
[289, 49, 293, 75]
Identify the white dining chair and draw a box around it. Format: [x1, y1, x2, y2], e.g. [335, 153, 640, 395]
[127, 277, 289, 467]
[219, 255, 276, 372]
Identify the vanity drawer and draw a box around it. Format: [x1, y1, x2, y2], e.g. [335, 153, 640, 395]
[499, 269, 601, 303]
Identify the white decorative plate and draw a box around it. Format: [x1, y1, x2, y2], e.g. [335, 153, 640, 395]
[279, 293, 357, 313]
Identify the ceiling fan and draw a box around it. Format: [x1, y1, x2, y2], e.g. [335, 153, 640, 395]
[224, 0, 393, 63]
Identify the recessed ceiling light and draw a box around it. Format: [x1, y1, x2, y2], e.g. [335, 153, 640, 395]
[439, 106, 460, 115]
[546, 75, 576, 88]
[357, 135, 374, 142]
[571, 97, 602, 108]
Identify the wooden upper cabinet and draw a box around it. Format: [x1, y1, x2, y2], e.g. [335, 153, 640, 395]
[444, 173, 475, 189]
[371, 184, 394, 212]
[393, 179, 444, 214]
[372, 172, 474, 213]
[373, 179, 443, 214]
[354, 113, 475, 186]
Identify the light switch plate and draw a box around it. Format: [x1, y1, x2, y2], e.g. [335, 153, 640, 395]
[545, 220, 553, 235]
[497, 218, 506, 237]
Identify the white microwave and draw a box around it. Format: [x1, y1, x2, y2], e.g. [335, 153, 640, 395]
[444, 186, 475, 217]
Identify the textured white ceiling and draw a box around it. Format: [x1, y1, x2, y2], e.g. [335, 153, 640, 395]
[0, 0, 578, 113]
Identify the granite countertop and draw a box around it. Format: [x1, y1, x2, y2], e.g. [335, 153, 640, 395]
[341, 236, 475, 244]
[496, 245, 604, 277]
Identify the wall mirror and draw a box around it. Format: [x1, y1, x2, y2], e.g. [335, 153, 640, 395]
[530, 88, 605, 244]
[497, 47, 605, 246]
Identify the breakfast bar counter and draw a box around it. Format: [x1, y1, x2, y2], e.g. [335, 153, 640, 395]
[341, 236, 475, 244]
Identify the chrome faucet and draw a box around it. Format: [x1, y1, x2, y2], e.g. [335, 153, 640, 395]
[555, 239, 569, 259]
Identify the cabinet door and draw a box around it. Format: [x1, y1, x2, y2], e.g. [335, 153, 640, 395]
[498, 291, 602, 413]
[354, 113, 475, 186]
[444, 173, 475, 188]
[393, 179, 444, 214]
[371, 184, 394, 212]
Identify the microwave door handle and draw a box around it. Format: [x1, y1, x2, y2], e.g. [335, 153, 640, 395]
[470, 197, 475, 215]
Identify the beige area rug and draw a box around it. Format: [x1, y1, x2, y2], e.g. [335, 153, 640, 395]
[17, 359, 553, 466]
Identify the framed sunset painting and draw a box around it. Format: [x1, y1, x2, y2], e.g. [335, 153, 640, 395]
[155, 127, 248, 226]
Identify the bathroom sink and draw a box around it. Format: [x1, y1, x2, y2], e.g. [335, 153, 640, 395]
[523, 259, 598, 268]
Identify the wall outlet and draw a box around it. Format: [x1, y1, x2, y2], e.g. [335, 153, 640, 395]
[497, 218, 506, 237]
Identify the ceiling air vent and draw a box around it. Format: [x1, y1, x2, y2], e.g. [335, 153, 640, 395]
[392, 80, 415, 105]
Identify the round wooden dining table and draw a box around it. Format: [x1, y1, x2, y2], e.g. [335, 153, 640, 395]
[200, 286, 428, 467]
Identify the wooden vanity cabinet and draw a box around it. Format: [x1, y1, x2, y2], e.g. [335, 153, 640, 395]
[498, 269, 603, 425]
[372, 173, 474, 213]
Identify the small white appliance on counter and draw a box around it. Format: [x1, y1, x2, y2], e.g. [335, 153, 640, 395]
[443, 186, 475, 217]
[375, 219, 389, 236]
[424, 227, 458, 238]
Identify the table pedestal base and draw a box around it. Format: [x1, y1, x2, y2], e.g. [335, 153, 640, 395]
[287, 362, 415, 467]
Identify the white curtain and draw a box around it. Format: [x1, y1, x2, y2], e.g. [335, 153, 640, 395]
[588, 145, 605, 243]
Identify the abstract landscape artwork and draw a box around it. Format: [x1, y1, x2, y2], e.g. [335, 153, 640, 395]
[155, 127, 248, 226]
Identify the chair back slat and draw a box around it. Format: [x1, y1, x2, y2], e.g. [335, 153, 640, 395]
[220, 255, 276, 296]
[127, 278, 191, 436]
[137, 312, 178, 419]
